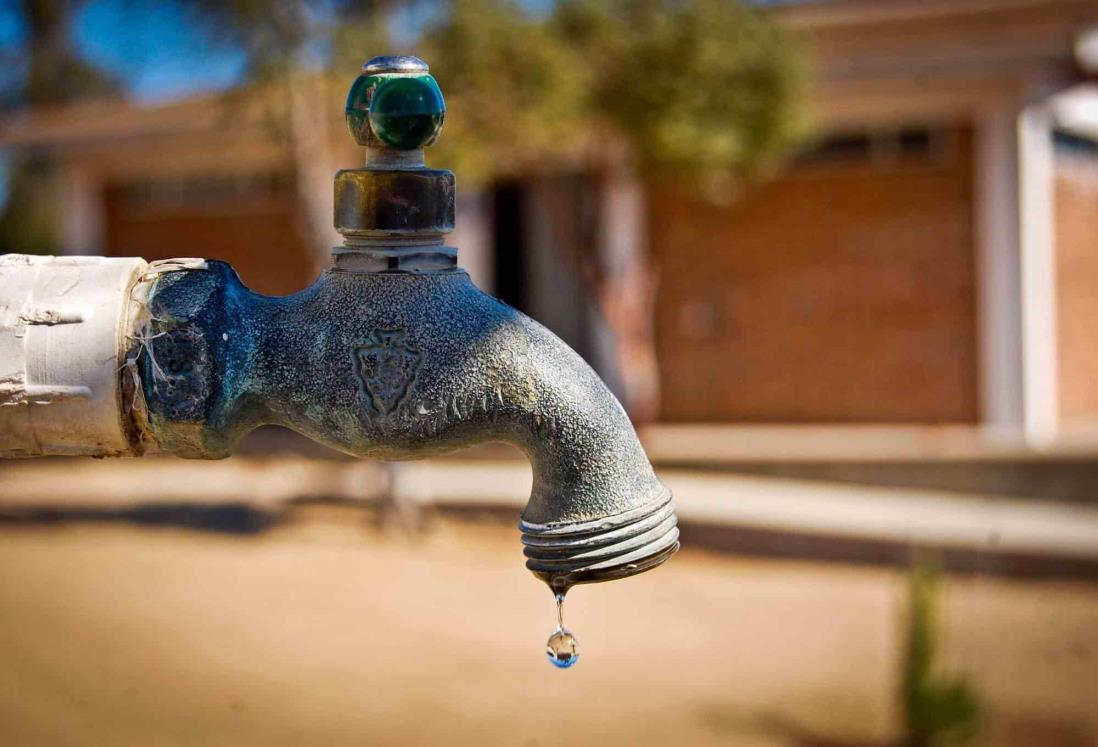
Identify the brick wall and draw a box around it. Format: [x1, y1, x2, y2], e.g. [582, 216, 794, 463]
[1055, 153, 1098, 425]
[650, 127, 978, 423]
[103, 173, 314, 297]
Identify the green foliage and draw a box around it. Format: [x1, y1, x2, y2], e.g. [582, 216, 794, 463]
[0, 156, 60, 255]
[902, 563, 980, 747]
[418, 0, 591, 182]
[420, 0, 807, 184]
[47, 0, 802, 188]
[556, 0, 807, 179]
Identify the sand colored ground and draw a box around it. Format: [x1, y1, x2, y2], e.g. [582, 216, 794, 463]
[0, 512, 1095, 747]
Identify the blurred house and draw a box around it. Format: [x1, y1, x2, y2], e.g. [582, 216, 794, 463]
[3, 0, 1098, 442]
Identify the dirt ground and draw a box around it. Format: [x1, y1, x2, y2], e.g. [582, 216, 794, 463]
[0, 511, 1095, 747]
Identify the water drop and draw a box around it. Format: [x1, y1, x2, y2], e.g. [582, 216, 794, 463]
[545, 593, 579, 669]
[547, 628, 579, 669]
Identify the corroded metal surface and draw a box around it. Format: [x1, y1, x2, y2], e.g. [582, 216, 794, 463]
[137, 262, 678, 590]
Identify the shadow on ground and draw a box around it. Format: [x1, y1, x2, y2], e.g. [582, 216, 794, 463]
[0, 502, 281, 534]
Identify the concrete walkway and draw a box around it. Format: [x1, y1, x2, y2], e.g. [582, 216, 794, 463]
[2, 455, 1098, 573]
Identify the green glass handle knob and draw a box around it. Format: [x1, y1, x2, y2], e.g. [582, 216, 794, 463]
[366, 75, 446, 151]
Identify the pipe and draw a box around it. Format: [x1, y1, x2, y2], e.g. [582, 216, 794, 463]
[0, 254, 148, 457]
[0, 55, 679, 592]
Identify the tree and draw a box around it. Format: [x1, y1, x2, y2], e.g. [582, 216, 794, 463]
[418, 0, 806, 417]
[0, 0, 121, 255]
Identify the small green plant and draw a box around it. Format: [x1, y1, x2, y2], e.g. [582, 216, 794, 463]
[901, 562, 980, 747]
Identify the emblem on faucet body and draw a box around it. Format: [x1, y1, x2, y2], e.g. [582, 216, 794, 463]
[353, 327, 422, 415]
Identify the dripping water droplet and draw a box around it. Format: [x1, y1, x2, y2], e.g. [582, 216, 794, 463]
[545, 592, 579, 669]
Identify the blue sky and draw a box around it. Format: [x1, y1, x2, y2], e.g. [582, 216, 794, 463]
[0, 0, 249, 104]
[73, 0, 249, 102]
[0, 0, 809, 105]
[0, 0, 252, 206]
[0, 0, 523, 104]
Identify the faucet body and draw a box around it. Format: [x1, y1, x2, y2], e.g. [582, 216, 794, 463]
[0, 55, 678, 591]
[137, 258, 677, 589]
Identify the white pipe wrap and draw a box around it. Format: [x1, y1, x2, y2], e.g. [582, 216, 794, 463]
[0, 254, 147, 457]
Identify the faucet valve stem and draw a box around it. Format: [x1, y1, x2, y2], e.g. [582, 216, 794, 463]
[335, 55, 455, 267]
